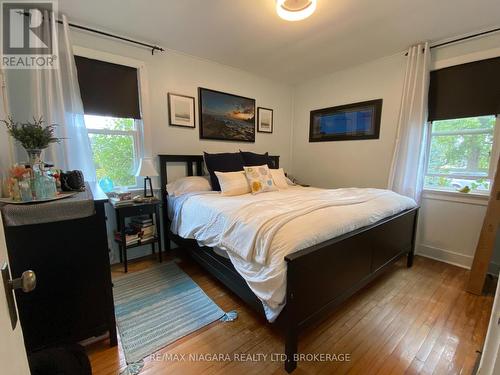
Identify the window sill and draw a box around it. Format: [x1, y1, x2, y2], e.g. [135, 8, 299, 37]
[422, 188, 489, 206]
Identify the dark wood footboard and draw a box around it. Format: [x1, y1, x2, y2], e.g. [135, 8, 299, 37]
[158, 154, 419, 373]
[280, 207, 418, 372]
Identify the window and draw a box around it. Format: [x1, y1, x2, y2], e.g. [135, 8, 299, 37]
[85, 115, 142, 188]
[75, 55, 143, 188]
[424, 115, 499, 193]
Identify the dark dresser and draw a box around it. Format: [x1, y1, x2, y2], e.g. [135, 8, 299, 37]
[1, 182, 117, 352]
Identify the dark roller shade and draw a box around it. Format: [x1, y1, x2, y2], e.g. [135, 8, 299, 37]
[428, 57, 500, 121]
[75, 56, 141, 119]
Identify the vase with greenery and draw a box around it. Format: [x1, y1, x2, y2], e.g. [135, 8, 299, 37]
[1, 116, 61, 166]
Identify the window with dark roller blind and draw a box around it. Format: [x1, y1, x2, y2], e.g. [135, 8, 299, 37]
[428, 57, 500, 121]
[74, 56, 141, 119]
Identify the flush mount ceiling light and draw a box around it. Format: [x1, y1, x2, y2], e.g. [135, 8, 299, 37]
[276, 0, 317, 21]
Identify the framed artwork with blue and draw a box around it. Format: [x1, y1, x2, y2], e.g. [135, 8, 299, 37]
[309, 99, 383, 142]
[198, 87, 255, 142]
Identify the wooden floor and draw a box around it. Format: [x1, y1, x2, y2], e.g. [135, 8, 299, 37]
[86, 252, 495, 375]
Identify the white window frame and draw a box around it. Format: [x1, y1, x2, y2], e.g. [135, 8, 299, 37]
[85, 118, 143, 188]
[423, 114, 500, 192]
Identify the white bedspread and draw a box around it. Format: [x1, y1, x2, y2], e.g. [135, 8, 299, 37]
[170, 187, 416, 321]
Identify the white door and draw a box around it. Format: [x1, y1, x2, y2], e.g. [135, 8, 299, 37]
[478, 272, 500, 375]
[0, 214, 31, 374]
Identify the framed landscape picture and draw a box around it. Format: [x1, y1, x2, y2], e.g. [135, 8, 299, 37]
[257, 107, 273, 133]
[168, 93, 195, 128]
[198, 87, 255, 142]
[309, 99, 383, 142]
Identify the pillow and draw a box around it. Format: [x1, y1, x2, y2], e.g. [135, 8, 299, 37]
[239, 150, 273, 168]
[166, 176, 211, 197]
[215, 171, 251, 196]
[243, 165, 278, 195]
[203, 152, 245, 191]
[270, 168, 288, 189]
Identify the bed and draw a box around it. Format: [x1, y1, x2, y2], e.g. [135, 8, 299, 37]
[159, 154, 419, 373]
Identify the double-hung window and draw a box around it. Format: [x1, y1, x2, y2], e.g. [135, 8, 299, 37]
[424, 115, 499, 193]
[75, 55, 143, 188]
[426, 57, 500, 194]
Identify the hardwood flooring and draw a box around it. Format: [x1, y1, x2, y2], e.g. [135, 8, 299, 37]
[86, 253, 495, 375]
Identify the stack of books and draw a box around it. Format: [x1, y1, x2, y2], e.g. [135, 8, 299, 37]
[131, 215, 156, 242]
[114, 232, 141, 246]
[109, 198, 135, 207]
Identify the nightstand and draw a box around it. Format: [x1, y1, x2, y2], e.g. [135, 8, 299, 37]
[112, 200, 163, 272]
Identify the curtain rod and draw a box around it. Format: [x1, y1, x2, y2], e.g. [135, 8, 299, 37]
[431, 26, 500, 49]
[21, 11, 165, 55]
[405, 26, 500, 56]
[58, 20, 165, 55]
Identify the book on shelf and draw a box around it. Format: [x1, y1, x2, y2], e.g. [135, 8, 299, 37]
[132, 216, 153, 225]
[110, 197, 135, 207]
[114, 232, 140, 245]
[131, 223, 155, 235]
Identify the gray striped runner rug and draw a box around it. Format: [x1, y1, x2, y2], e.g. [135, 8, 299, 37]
[113, 262, 226, 374]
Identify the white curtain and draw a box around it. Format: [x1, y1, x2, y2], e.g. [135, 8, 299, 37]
[8, 12, 96, 181]
[388, 42, 431, 203]
[0, 69, 14, 197]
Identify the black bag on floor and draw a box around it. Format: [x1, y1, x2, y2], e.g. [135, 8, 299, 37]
[28, 344, 92, 375]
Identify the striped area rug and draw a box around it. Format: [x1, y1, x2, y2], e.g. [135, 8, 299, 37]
[113, 262, 225, 371]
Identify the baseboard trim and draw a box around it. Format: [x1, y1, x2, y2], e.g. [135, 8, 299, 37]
[417, 244, 473, 269]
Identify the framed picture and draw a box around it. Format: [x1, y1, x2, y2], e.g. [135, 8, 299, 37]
[257, 107, 273, 133]
[309, 99, 383, 142]
[198, 87, 255, 142]
[168, 93, 195, 128]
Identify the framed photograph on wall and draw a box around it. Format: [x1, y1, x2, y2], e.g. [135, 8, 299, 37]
[168, 93, 196, 128]
[257, 107, 273, 133]
[309, 99, 383, 142]
[198, 87, 255, 142]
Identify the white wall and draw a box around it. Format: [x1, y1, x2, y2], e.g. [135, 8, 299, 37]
[291, 32, 500, 271]
[70, 30, 294, 170]
[67, 30, 294, 263]
[290, 53, 406, 188]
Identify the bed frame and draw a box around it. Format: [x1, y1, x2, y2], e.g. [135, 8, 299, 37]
[159, 154, 419, 373]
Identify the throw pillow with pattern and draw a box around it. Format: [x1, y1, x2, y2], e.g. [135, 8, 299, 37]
[243, 165, 278, 195]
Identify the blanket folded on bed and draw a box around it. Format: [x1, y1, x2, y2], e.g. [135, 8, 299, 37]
[218, 188, 388, 264]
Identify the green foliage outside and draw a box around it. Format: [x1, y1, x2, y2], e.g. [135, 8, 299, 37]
[425, 116, 495, 191]
[88, 118, 137, 187]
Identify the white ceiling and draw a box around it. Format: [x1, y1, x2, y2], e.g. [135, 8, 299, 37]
[59, 0, 500, 84]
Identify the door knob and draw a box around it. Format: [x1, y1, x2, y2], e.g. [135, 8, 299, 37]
[9, 270, 36, 293]
[1, 264, 36, 330]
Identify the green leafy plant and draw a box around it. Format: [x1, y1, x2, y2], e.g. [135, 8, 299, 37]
[1, 116, 61, 150]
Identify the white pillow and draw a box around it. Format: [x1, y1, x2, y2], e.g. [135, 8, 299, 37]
[215, 171, 251, 196]
[166, 176, 212, 197]
[270, 168, 289, 189]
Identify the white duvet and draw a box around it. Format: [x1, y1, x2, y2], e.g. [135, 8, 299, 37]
[170, 187, 416, 321]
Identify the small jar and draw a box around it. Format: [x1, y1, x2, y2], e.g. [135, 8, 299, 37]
[19, 178, 32, 202]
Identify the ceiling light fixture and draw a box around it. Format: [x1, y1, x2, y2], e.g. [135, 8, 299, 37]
[276, 0, 317, 21]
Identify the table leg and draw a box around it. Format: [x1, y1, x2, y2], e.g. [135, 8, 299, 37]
[156, 205, 163, 263]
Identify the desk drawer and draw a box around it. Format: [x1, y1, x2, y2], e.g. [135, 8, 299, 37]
[119, 204, 157, 217]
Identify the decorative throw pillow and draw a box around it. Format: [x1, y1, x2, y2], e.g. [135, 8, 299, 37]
[215, 171, 251, 196]
[243, 165, 278, 194]
[239, 150, 273, 168]
[270, 168, 289, 189]
[203, 152, 245, 191]
[166, 176, 212, 197]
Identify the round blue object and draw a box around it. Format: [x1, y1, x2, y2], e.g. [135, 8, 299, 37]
[99, 177, 114, 193]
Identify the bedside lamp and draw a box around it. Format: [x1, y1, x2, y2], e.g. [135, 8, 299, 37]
[135, 158, 159, 197]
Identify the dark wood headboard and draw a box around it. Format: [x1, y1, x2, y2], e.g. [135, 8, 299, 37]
[157, 154, 279, 237]
[158, 153, 280, 200]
